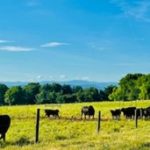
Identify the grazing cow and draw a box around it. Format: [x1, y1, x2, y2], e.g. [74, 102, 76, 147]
[110, 109, 121, 120]
[81, 105, 95, 119]
[143, 107, 150, 119]
[45, 109, 59, 118]
[0, 115, 11, 141]
[121, 107, 136, 119]
[136, 108, 145, 119]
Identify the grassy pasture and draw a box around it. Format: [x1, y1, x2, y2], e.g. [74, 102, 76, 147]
[0, 100, 150, 150]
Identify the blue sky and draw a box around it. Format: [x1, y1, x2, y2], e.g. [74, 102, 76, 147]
[0, 0, 150, 82]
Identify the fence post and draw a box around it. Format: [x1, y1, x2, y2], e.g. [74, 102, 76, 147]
[35, 108, 40, 143]
[135, 109, 138, 128]
[97, 111, 101, 133]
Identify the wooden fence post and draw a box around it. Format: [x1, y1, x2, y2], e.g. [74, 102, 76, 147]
[135, 109, 138, 128]
[97, 111, 101, 133]
[35, 108, 40, 143]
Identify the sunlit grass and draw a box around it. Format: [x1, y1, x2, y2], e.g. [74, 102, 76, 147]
[0, 100, 150, 149]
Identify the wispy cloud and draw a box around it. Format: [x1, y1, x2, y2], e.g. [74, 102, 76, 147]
[59, 74, 67, 80]
[75, 76, 90, 81]
[0, 40, 13, 43]
[41, 42, 70, 48]
[81, 76, 90, 81]
[0, 46, 34, 52]
[111, 0, 150, 22]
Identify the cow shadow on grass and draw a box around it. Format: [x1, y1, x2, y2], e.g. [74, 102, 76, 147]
[136, 142, 150, 150]
[15, 137, 34, 146]
[0, 137, 34, 148]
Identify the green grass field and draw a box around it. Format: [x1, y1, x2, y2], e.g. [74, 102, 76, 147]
[0, 100, 150, 150]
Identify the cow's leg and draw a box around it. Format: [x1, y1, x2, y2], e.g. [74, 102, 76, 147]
[0, 134, 2, 140]
[0, 134, 5, 142]
[2, 134, 5, 142]
[117, 115, 119, 120]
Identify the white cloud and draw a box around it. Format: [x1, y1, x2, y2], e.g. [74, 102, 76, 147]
[81, 76, 90, 81]
[0, 46, 34, 52]
[59, 74, 67, 80]
[41, 42, 70, 48]
[36, 75, 42, 80]
[0, 40, 13, 43]
[111, 0, 150, 22]
[34, 75, 55, 81]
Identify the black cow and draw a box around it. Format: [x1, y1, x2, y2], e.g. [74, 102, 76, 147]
[81, 105, 95, 119]
[143, 106, 150, 119]
[136, 108, 145, 119]
[110, 109, 121, 120]
[121, 107, 136, 119]
[0, 115, 11, 141]
[45, 109, 59, 118]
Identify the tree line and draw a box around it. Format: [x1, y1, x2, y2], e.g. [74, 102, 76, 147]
[109, 73, 150, 101]
[0, 82, 115, 105]
[0, 73, 150, 105]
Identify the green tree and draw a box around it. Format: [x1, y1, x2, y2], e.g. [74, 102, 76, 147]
[119, 73, 143, 100]
[137, 74, 150, 100]
[104, 85, 117, 100]
[4, 86, 24, 105]
[35, 90, 47, 104]
[109, 87, 125, 101]
[62, 85, 72, 94]
[63, 94, 77, 103]
[23, 83, 40, 104]
[99, 90, 107, 101]
[139, 84, 150, 100]
[76, 90, 86, 102]
[109, 73, 144, 101]
[47, 92, 57, 103]
[51, 83, 62, 93]
[0, 84, 8, 105]
[41, 84, 52, 92]
[72, 86, 83, 93]
[56, 93, 65, 103]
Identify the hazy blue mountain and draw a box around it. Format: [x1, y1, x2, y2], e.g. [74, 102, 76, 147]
[61, 80, 117, 89]
[1, 80, 117, 89]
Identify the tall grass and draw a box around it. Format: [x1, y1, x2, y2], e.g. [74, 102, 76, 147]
[0, 100, 150, 150]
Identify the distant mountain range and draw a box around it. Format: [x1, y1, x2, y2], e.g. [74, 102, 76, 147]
[0, 80, 118, 89]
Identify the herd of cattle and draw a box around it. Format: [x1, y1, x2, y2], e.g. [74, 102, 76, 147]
[45, 105, 150, 120]
[0, 105, 150, 142]
[111, 106, 150, 120]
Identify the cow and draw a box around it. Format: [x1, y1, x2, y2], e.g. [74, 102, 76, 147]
[0, 115, 11, 141]
[110, 109, 121, 120]
[135, 108, 145, 119]
[143, 106, 150, 119]
[121, 107, 136, 119]
[81, 105, 95, 119]
[45, 109, 59, 118]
